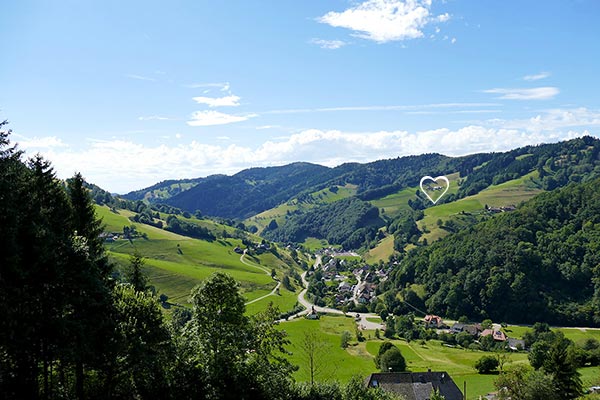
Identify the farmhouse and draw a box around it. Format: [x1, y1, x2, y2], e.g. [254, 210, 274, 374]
[423, 315, 444, 328]
[338, 281, 352, 292]
[480, 329, 507, 342]
[365, 371, 462, 400]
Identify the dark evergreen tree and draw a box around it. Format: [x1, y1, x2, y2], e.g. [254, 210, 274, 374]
[126, 251, 148, 292]
[543, 338, 583, 399]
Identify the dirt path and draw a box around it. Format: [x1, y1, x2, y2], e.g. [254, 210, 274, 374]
[241, 250, 281, 305]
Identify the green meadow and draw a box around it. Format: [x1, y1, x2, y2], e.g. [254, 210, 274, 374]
[246, 184, 357, 233]
[97, 205, 298, 311]
[365, 171, 543, 262]
[279, 315, 600, 399]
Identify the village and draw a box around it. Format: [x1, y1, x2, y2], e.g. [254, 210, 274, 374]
[306, 250, 390, 310]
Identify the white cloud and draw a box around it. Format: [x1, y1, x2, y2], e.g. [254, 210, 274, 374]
[483, 87, 559, 100]
[310, 38, 347, 49]
[256, 125, 281, 130]
[26, 111, 598, 193]
[138, 115, 174, 121]
[175, 133, 182, 139]
[451, 37, 456, 44]
[185, 82, 230, 91]
[487, 108, 600, 133]
[317, 0, 450, 43]
[263, 102, 501, 114]
[192, 95, 241, 107]
[126, 74, 156, 82]
[435, 13, 450, 22]
[17, 136, 67, 149]
[523, 72, 551, 81]
[217, 136, 231, 140]
[187, 110, 256, 126]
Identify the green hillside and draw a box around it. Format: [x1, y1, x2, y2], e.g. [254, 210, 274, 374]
[121, 177, 204, 202]
[96, 205, 302, 311]
[364, 172, 542, 262]
[246, 184, 357, 232]
[388, 177, 600, 326]
[279, 315, 600, 399]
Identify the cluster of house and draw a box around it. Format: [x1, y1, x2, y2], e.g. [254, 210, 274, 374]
[424, 315, 526, 351]
[234, 241, 271, 255]
[484, 204, 517, 213]
[315, 247, 361, 258]
[319, 259, 389, 306]
[100, 232, 120, 242]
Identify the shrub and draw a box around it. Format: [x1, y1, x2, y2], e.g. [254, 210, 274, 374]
[474, 355, 499, 374]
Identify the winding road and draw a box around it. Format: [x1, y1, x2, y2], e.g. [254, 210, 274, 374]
[241, 250, 384, 330]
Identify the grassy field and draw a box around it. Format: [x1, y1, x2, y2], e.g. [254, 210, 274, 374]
[419, 172, 542, 244]
[279, 316, 600, 399]
[301, 237, 339, 251]
[365, 171, 544, 260]
[97, 205, 298, 313]
[245, 184, 357, 233]
[371, 173, 461, 219]
[280, 315, 377, 382]
[371, 186, 418, 217]
[245, 285, 301, 315]
[364, 234, 394, 263]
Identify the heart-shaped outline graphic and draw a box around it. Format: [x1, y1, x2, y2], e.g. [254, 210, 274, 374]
[419, 175, 450, 205]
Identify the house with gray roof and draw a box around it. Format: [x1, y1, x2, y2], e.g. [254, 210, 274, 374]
[365, 371, 463, 400]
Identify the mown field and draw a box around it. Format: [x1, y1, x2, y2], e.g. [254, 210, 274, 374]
[245, 184, 357, 232]
[365, 171, 543, 262]
[419, 171, 542, 243]
[96, 205, 299, 311]
[278, 315, 600, 399]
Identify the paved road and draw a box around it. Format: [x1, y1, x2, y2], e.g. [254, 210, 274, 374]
[282, 255, 384, 330]
[241, 250, 281, 305]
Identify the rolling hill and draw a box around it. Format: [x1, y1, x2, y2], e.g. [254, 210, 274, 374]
[116, 136, 600, 260]
[95, 205, 305, 313]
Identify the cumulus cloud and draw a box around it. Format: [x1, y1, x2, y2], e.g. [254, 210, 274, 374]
[186, 110, 256, 126]
[483, 87, 559, 100]
[192, 95, 241, 107]
[21, 111, 597, 193]
[523, 72, 551, 81]
[310, 38, 347, 49]
[17, 136, 67, 149]
[487, 108, 600, 133]
[317, 0, 449, 43]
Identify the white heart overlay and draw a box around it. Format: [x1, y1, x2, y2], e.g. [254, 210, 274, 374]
[419, 175, 450, 205]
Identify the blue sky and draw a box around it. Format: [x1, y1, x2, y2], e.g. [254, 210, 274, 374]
[1, 0, 599, 193]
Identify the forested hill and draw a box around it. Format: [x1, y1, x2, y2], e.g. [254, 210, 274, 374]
[162, 153, 493, 218]
[122, 177, 205, 202]
[165, 162, 337, 219]
[124, 137, 600, 223]
[387, 177, 600, 326]
[262, 197, 383, 249]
